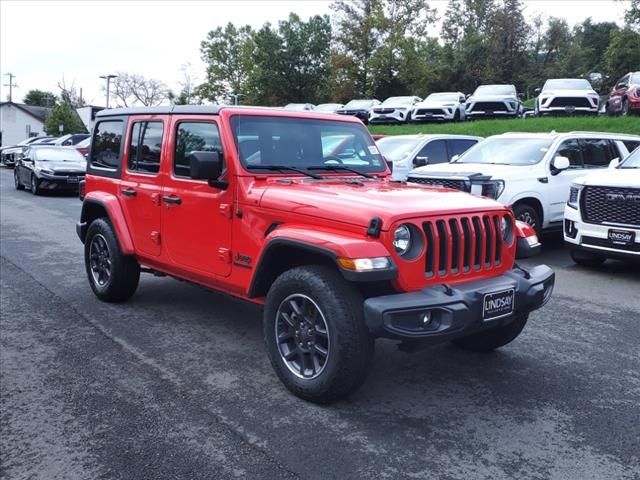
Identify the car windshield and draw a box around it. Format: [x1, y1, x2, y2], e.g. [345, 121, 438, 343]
[34, 148, 85, 162]
[376, 137, 423, 162]
[630, 72, 640, 84]
[474, 85, 515, 96]
[426, 93, 459, 102]
[544, 79, 591, 90]
[619, 148, 640, 168]
[344, 100, 373, 109]
[454, 137, 553, 165]
[382, 97, 414, 106]
[231, 115, 386, 173]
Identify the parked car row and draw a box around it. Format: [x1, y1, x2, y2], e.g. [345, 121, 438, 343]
[13, 145, 87, 194]
[1, 133, 90, 167]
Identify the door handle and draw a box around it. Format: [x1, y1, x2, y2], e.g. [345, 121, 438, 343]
[121, 188, 137, 197]
[162, 195, 182, 206]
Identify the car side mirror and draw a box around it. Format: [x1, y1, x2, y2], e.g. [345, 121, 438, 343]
[189, 151, 227, 189]
[450, 154, 460, 162]
[551, 155, 570, 175]
[609, 157, 620, 169]
[414, 156, 428, 167]
[534, 88, 541, 95]
[465, 94, 471, 100]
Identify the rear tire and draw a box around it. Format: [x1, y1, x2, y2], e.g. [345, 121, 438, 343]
[570, 248, 606, 267]
[453, 313, 528, 352]
[263, 265, 374, 404]
[84, 218, 140, 302]
[14, 169, 23, 190]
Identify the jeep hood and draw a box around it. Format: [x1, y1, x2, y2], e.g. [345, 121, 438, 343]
[256, 179, 504, 229]
[574, 168, 640, 188]
[409, 162, 536, 180]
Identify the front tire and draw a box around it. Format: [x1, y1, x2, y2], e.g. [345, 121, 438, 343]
[264, 265, 374, 404]
[513, 203, 541, 237]
[453, 313, 528, 352]
[570, 248, 606, 267]
[84, 218, 140, 302]
[14, 169, 23, 190]
[30, 173, 40, 195]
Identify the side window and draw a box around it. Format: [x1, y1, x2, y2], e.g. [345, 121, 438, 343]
[127, 121, 163, 174]
[174, 121, 222, 178]
[417, 140, 448, 164]
[581, 139, 617, 168]
[447, 139, 477, 159]
[91, 120, 123, 170]
[556, 139, 583, 168]
[622, 140, 640, 154]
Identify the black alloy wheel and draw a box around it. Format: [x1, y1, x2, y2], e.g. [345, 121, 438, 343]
[89, 233, 112, 287]
[30, 173, 40, 195]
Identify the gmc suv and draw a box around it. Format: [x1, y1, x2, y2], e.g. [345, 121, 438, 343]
[77, 106, 554, 403]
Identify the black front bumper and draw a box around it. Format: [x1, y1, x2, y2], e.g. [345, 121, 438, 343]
[36, 172, 84, 191]
[363, 265, 554, 345]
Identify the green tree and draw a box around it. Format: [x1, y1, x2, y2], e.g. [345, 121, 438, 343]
[23, 90, 57, 107]
[44, 102, 87, 136]
[604, 27, 640, 78]
[198, 23, 255, 102]
[624, 0, 640, 30]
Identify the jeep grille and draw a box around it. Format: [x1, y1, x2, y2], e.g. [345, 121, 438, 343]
[581, 186, 640, 226]
[422, 215, 503, 278]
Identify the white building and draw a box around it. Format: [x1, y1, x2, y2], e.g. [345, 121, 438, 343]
[76, 105, 105, 133]
[0, 102, 51, 147]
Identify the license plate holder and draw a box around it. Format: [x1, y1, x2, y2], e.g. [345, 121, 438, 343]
[67, 176, 79, 183]
[565, 105, 576, 113]
[482, 288, 515, 321]
[608, 229, 635, 246]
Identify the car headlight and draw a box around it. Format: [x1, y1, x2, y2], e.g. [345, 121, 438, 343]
[568, 184, 583, 209]
[481, 180, 505, 199]
[393, 224, 412, 255]
[500, 215, 514, 245]
[38, 167, 54, 174]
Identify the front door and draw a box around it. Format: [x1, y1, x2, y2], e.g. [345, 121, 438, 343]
[161, 118, 233, 277]
[119, 118, 165, 257]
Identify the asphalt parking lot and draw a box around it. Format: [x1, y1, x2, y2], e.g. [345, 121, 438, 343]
[1, 166, 639, 480]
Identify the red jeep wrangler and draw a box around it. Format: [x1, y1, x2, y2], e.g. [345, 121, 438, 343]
[77, 106, 554, 403]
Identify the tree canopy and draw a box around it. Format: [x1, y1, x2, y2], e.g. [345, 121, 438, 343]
[23, 90, 57, 108]
[44, 102, 87, 136]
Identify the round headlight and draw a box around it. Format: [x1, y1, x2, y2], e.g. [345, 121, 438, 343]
[501, 216, 514, 245]
[393, 224, 412, 255]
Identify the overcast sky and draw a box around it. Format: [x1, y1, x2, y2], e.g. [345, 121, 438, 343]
[0, 0, 630, 106]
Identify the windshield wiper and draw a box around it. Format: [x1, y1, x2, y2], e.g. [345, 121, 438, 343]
[247, 165, 322, 179]
[308, 165, 375, 179]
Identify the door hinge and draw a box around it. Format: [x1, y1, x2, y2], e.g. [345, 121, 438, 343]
[151, 231, 161, 245]
[220, 203, 232, 219]
[218, 248, 231, 263]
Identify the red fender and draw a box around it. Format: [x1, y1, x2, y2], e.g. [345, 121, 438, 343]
[82, 191, 135, 254]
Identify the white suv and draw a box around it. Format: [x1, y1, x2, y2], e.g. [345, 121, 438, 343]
[535, 78, 600, 116]
[406, 132, 640, 235]
[369, 96, 422, 124]
[564, 147, 640, 266]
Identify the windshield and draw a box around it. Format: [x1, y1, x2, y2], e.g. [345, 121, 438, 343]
[344, 100, 374, 109]
[455, 137, 552, 165]
[231, 115, 386, 173]
[376, 137, 423, 162]
[426, 93, 459, 102]
[544, 79, 591, 90]
[382, 97, 414, 106]
[34, 148, 86, 162]
[619, 148, 640, 168]
[630, 72, 640, 84]
[474, 85, 515, 96]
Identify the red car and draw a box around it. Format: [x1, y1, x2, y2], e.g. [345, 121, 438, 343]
[606, 71, 640, 115]
[77, 106, 553, 403]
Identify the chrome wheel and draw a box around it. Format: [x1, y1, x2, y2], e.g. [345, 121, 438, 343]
[275, 294, 329, 380]
[517, 211, 536, 229]
[89, 233, 112, 287]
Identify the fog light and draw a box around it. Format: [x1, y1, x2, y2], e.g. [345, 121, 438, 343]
[420, 312, 433, 327]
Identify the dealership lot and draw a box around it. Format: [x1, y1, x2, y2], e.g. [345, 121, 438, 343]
[1, 167, 638, 479]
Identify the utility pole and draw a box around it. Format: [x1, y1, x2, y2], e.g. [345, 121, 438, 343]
[99, 74, 117, 108]
[3, 73, 18, 102]
[230, 93, 245, 105]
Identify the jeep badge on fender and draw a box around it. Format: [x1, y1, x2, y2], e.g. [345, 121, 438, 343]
[77, 105, 554, 404]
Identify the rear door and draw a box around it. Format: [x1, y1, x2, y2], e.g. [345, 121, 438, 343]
[546, 138, 588, 223]
[161, 118, 233, 277]
[118, 116, 166, 257]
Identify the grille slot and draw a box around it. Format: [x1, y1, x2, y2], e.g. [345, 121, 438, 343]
[581, 186, 640, 226]
[472, 102, 508, 112]
[415, 109, 446, 115]
[549, 97, 591, 108]
[423, 214, 503, 277]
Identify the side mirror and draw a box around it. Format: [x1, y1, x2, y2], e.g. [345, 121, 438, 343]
[189, 151, 227, 189]
[551, 155, 570, 175]
[609, 157, 620, 169]
[465, 94, 471, 100]
[534, 88, 541, 95]
[413, 156, 428, 167]
[450, 154, 460, 162]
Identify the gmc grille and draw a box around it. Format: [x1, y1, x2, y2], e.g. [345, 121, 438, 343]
[422, 215, 503, 277]
[549, 97, 591, 108]
[581, 186, 640, 226]
[408, 177, 470, 192]
[471, 102, 507, 112]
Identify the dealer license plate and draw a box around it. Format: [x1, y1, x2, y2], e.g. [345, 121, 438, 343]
[608, 229, 635, 246]
[565, 105, 576, 113]
[482, 288, 515, 321]
[67, 176, 79, 183]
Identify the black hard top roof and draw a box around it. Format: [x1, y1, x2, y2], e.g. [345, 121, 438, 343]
[96, 105, 222, 117]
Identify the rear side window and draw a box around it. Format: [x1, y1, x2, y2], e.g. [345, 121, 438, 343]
[581, 139, 617, 168]
[418, 140, 448, 164]
[622, 140, 640, 154]
[447, 139, 478, 159]
[556, 139, 583, 168]
[91, 120, 123, 170]
[174, 122, 222, 178]
[127, 121, 164, 174]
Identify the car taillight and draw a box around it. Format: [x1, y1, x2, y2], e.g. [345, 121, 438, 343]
[79, 180, 86, 200]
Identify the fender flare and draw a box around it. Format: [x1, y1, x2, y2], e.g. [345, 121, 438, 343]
[78, 192, 135, 254]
